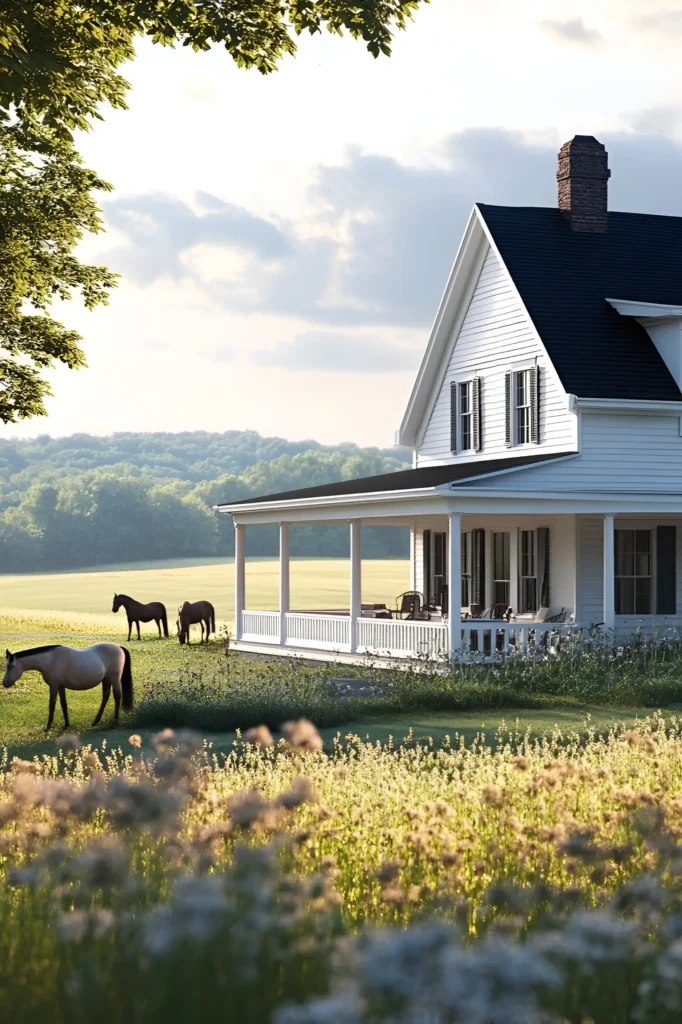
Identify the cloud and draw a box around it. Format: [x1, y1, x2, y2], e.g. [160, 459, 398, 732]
[634, 9, 682, 34]
[628, 105, 682, 135]
[104, 127, 682, 330]
[252, 332, 420, 373]
[202, 345, 233, 362]
[538, 17, 603, 45]
[103, 192, 291, 285]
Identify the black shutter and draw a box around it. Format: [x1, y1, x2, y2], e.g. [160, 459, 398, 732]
[537, 527, 550, 608]
[530, 366, 540, 444]
[504, 371, 513, 447]
[472, 528, 486, 608]
[450, 382, 457, 453]
[657, 525, 676, 614]
[472, 377, 482, 452]
[423, 529, 432, 604]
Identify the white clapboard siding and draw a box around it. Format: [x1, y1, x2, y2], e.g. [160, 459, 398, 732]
[416, 248, 574, 466]
[414, 515, 577, 616]
[472, 413, 682, 492]
[577, 516, 682, 631]
[577, 517, 604, 627]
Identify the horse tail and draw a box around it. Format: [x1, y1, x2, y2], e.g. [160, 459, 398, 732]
[161, 606, 169, 638]
[120, 647, 134, 710]
[210, 604, 216, 636]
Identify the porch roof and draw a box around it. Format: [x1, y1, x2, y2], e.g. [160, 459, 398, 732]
[218, 451, 576, 511]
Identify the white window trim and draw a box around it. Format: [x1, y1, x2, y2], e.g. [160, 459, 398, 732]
[458, 380, 474, 453]
[614, 525, 656, 618]
[507, 360, 539, 449]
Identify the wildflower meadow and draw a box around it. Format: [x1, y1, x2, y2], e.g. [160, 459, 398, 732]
[3, 712, 682, 1021]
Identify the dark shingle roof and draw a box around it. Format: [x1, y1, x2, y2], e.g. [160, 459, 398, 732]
[477, 204, 682, 401]
[221, 452, 575, 507]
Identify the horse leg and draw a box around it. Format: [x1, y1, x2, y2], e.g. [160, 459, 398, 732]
[92, 681, 112, 726]
[136, 620, 141, 640]
[112, 680, 122, 723]
[127, 618, 132, 642]
[58, 686, 69, 729]
[45, 687, 58, 732]
[156, 618, 161, 637]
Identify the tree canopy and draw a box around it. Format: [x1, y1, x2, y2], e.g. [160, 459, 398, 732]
[0, 429, 411, 570]
[0, 1, 426, 423]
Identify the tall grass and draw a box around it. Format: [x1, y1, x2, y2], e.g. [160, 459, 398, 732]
[134, 631, 682, 735]
[3, 718, 682, 1020]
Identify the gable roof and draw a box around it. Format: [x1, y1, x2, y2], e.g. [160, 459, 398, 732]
[220, 451, 575, 509]
[478, 204, 682, 402]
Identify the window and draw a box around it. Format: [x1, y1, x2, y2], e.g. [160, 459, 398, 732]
[519, 530, 538, 613]
[505, 367, 539, 447]
[615, 530, 652, 615]
[433, 532, 447, 600]
[515, 370, 531, 445]
[450, 378, 481, 453]
[459, 381, 472, 451]
[461, 532, 471, 607]
[493, 532, 510, 606]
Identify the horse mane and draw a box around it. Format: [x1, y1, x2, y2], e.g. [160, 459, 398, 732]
[14, 644, 63, 658]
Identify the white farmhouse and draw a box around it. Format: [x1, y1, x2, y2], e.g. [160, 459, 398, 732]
[219, 136, 682, 662]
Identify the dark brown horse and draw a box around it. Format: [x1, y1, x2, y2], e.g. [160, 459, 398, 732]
[112, 594, 168, 641]
[177, 600, 215, 644]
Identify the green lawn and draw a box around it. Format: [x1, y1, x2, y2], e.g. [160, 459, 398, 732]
[0, 557, 410, 635]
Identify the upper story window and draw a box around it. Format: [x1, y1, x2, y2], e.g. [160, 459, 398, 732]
[515, 370, 531, 445]
[459, 381, 472, 450]
[450, 377, 481, 454]
[505, 366, 540, 447]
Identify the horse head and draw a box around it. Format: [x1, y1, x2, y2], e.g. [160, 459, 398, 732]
[2, 650, 20, 689]
[176, 618, 187, 644]
[112, 594, 121, 613]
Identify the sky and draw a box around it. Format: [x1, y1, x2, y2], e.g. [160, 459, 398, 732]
[6, 0, 682, 448]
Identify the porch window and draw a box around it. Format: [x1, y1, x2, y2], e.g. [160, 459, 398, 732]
[515, 370, 531, 445]
[461, 532, 471, 607]
[615, 529, 652, 615]
[459, 382, 472, 451]
[519, 530, 538, 613]
[493, 532, 510, 606]
[433, 531, 447, 601]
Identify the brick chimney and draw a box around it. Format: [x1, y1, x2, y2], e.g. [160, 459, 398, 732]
[557, 135, 610, 232]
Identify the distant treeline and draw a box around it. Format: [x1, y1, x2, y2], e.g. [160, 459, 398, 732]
[0, 431, 411, 572]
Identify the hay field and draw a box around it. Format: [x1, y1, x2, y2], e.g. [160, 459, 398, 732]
[0, 557, 410, 636]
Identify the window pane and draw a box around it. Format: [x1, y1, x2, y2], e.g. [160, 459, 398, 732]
[615, 530, 634, 577]
[635, 577, 651, 615]
[493, 581, 510, 606]
[616, 577, 634, 615]
[459, 382, 469, 414]
[493, 533, 510, 581]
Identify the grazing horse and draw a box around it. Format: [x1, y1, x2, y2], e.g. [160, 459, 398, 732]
[3, 644, 133, 732]
[177, 600, 216, 644]
[112, 593, 168, 641]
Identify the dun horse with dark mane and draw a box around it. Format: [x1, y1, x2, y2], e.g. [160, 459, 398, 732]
[177, 600, 215, 644]
[3, 644, 133, 731]
[112, 594, 168, 640]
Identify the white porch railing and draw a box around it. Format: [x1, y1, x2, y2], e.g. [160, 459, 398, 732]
[459, 620, 585, 658]
[358, 618, 448, 658]
[241, 610, 280, 642]
[239, 610, 586, 660]
[285, 612, 351, 651]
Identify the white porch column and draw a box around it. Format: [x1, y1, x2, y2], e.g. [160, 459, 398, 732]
[350, 520, 362, 652]
[603, 513, 615, 631]
[234, 523, 246, 641]
[279, 523, 290, 647]
[448, 513, 462, 660]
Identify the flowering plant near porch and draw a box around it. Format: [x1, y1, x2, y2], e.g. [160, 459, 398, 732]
[4, 717, 682, 1019]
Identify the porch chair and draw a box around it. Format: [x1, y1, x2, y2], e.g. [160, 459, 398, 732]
[394, 591, 431, 621]
[480, 603, 512, 621]
[535, 607, 567, 623]
[424, 585, 448, 617]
